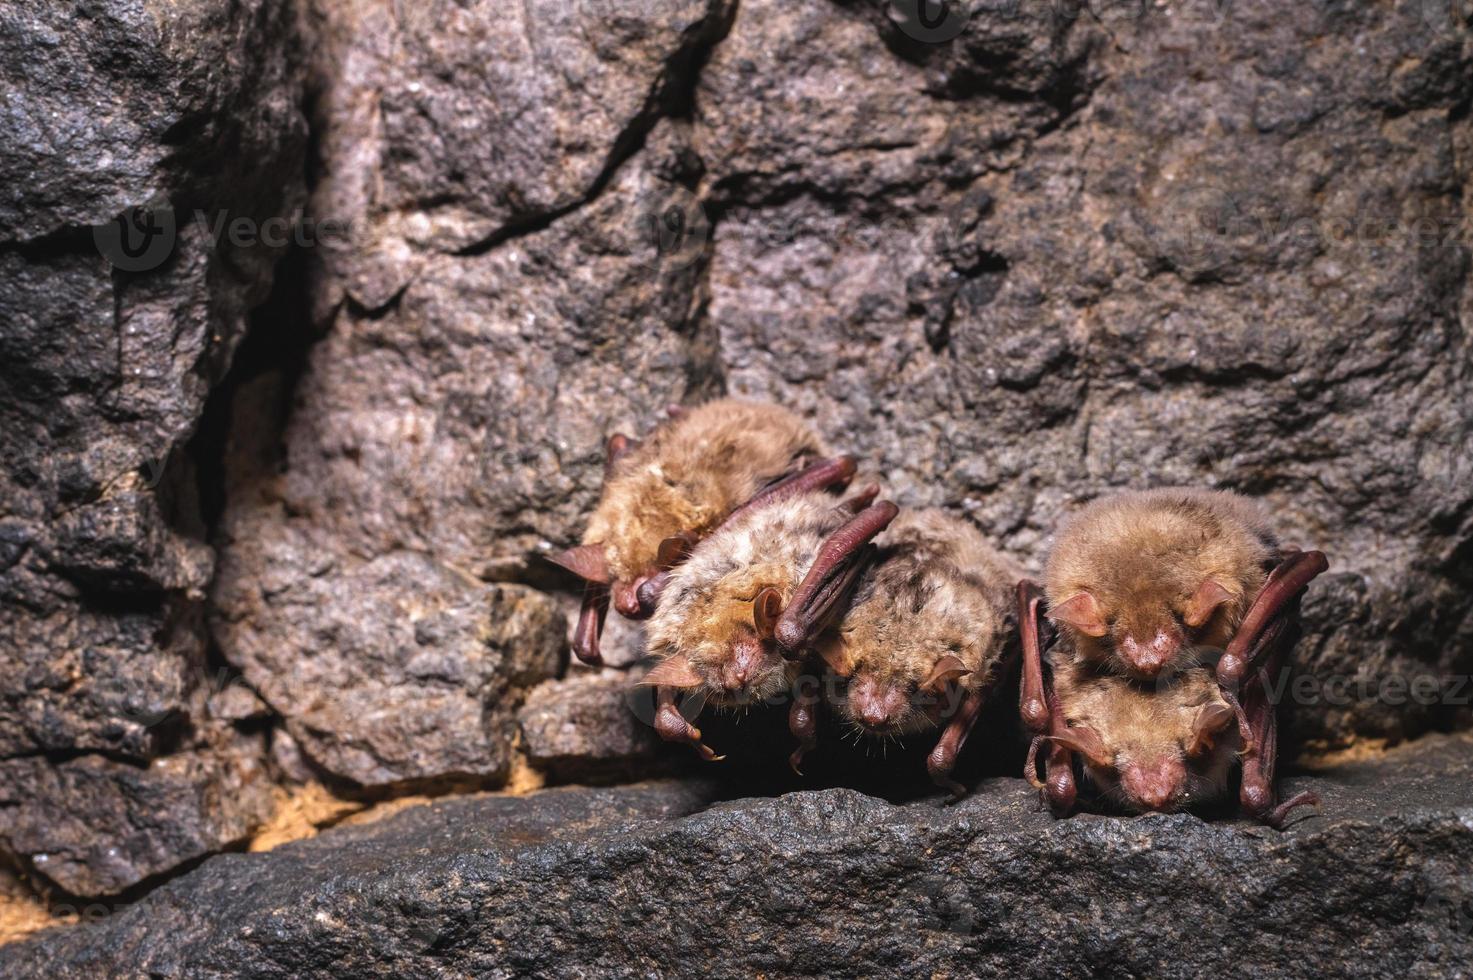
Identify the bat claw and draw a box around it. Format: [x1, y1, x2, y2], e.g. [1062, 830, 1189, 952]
[1263, 790, 1320, 829]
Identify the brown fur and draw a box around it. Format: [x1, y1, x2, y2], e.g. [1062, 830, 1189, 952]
[644, 491, 857, 706]
[1045, 488, 1277, 677]
[827, 510, 1022, 736]
[1050, 644, 1240, 814]
[582, 400, 825, 584]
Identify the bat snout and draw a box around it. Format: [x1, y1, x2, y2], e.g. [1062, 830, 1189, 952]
[718, 633, 769, 693]
[612, 580, 645, 618]
[1121, 755, 1187, 812]
[849, 676, 909, 732]
[1119, 628, 1180, 677]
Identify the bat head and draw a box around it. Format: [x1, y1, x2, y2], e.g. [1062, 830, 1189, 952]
[1052, 659, 1241, 814]
[823, 641, 972, 736]
[642, 563, 798, 705]
[643, 492, 856, 706]
[1045, 489, 1273, 680]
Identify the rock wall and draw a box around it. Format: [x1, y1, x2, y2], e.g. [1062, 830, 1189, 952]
[0, 0, 306, 895]
[1, 0, 1472, 904]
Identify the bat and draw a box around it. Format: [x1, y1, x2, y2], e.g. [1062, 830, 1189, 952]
[1020, 537, 1328, 826]
[547, 399, 852, 664]
[642, 488, 897, 764]
[1043, 488, 1283, 680]
[800, 509, 1022, 796]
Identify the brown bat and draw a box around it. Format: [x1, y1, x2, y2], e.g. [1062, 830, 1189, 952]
[800, 509, 1022, 796]
[1043, 488, 1283, 680]
[642, 489, 897, 764]
[547, 399, 852, 664]
[1020, 543, 1328, 827]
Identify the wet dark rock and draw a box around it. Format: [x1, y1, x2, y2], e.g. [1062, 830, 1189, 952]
[5, 734, 1472, 976]
[0, 0, 306, 893]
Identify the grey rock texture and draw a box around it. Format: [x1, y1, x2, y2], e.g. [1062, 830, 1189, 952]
[517, 670, 666, 782]
[213, 551, 565, 787]
[0, 0, 306, 893]
[206, 0, 1473, 787]
[3, 0, 1473, 916]
[5, 734, 1472, 977]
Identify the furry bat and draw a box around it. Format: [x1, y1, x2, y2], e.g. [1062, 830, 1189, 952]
[548, 399, 852, 664]
[1020, 541, 1327, 827]
[642, 489, 897, 763]
[804, 509, 1022, 796]
[1043, 488, 1284, 680]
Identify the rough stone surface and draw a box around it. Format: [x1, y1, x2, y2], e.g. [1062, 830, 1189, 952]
[0, 0, 305, 893]
[0, 727, 273, 898]
[518, 671, 666, 782]
[6, 734, 1472, 977]
[5, 0, 1473, 918]
[205, 0, 1473, 770]
[699, 0, 1473, 748]
[214, 552, 564, 787]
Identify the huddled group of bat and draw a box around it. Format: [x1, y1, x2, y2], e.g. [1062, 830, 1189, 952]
[549, 400, 1330, 827]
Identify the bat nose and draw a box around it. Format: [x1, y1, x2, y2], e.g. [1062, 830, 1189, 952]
[1122, 756, 1186, 811]
[721, 635, 764, 691]
[850, 676, 903, 730]
[1120, 629, 1179, 677]
[612, 580, 644, 617]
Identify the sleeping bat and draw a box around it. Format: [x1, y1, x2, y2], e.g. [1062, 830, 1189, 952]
[1043, 488, 1284, 680]
[799, 509, 1022, 796]
[548, 399, 852, 664]
[1020, 541, 1328, 827]
[642, 487, 897, 764]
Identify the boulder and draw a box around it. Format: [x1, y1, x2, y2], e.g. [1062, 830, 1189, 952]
[4, 734, 1471, 976]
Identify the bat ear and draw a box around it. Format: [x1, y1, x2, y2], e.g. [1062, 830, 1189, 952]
[642, 654, 702, 689]
[817, 635, 853, 677]
[1048, 725, 1112, 769]
[1184, 579, 1235, 628]
[752, 587, 784, 641]
[1047, 592, 1108, 638]
[656, 532, 697, 570]
[547, 544, 611, 584]
[1186, 702, 1236, 756]
[920, 654, 971, 693]
[605, 433, 640, 470]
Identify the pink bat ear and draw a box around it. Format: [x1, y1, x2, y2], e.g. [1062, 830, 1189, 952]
[547, 544, 611, 584]
[920, 654, 971, 693]
[655, 532, 697, 570]
[642, 654, 702, 689]
[1048, 725, 1113, 769]
[752, 587, 784, 641]
[1186, 702, 1235, 757]
[817, 635, 853, 677]
[1048, 592, 1108, 638]
[605, 433, 639, 470]
[1183, 579, 1234, 628]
